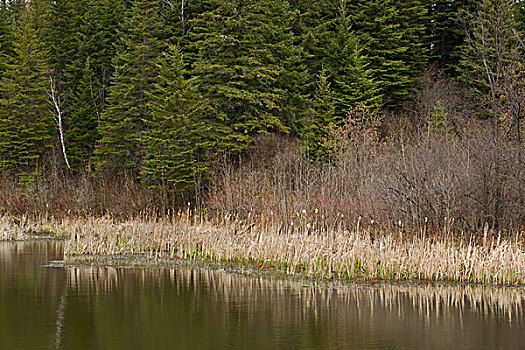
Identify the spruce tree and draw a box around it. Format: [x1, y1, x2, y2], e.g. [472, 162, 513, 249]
[264, 0, 310, 133]
[95, 0, 164, 174]
[0, 9, 53, 173]
[68, 0, 126, 115]
[326, 2, 382, 116]
[350, 0, 412, 105]
[459, 0, 524, 131]
[517, 0, 525, 35]
[67, 57, 99, 170]
[304, 69, 337, 162]
[142, 45, 211, 200]
[7, 0, 27, 25]
[288, 0, 339, 78]
[43, 0, 85, 84]
[426, 0, 477, 72]
[0, 0, 13, 79]
[396, 0, 429, 78]
[190, 0, 293, 152]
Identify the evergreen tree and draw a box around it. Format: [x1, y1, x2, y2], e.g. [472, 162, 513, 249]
[350, 0, 413, 105]
[190, 0, 293, 152]
[68, 0, 126, 111]
[304, 69, 337, 161]
[326, 2, 382, 116]
[67, 57, 99, 170]
[427, 0, 477, 72]
[288, 0, 339, 78]
[160, 0, 210, 39]
[263, 0, 310, 133]
[94, 0, 165, 174]
[43, 0, 85, 83]
[142, 45, 211, 200]
[396, 0, 429, 78]
[0, 9, 53, 173]
[27, 0, 50, 36]
[7, 0, 27, 25]
[459, 0, 524, 132]
[0, 0, 13, 78]
[517, 0, 525, 35]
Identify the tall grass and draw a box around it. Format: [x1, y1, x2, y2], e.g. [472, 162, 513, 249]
[0, 211, 516, 285]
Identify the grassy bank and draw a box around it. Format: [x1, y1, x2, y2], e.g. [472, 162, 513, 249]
[0, 126, 524, 286]
[2, 213, 525, 286]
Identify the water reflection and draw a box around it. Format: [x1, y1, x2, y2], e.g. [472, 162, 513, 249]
[2, 241, 525, 349]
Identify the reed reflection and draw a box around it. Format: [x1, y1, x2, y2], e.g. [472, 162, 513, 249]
[66, 265, 525, 349]
[3, 241, 525, 350]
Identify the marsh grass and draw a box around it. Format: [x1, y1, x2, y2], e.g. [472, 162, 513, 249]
[0, 214, 62, 240]
[2, 211, 520, 286]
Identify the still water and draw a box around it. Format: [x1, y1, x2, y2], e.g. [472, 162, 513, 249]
[2, 241, 525, 350]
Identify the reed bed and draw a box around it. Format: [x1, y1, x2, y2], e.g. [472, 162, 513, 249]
[0, 214, 60, 240]
[1, 210, 518, 286]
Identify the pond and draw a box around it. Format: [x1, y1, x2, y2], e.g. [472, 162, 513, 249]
[2, 240, 525, 349]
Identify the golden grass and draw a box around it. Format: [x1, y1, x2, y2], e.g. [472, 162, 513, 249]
[0, 214, 59, 240]
[1, 212, 525, 286]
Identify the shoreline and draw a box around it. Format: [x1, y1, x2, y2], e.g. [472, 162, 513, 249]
[54, 253, 525, 291]
[1, 213, 525, 287]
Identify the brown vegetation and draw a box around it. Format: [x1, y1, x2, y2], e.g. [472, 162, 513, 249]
[2, 126, 523, 237]
[208, 128, 525, 236]
[2, 212, 525, 285]
[0, 80, 524, 285]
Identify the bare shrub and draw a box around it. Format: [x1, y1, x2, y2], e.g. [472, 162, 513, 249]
[0, 169, 155, 218]
[205, 127, 525, 236]
[0, 120, 523, 237]
[402, 66, 477, 135]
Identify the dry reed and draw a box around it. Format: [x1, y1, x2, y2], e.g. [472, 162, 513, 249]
[2, 212, 523, 286]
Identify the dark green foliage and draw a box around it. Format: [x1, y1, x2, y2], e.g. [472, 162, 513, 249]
[396, 0, 429, 78]
[0, 0, 13, 78]
[95, 0, 164, 174]
[190, 0, 293, 152]
[43, 0, 85, 81]
[426, 0, 477, 71]
[7, 0, 27, 25]
[68, 0, 126, 114]
[62, 0, 127, 171]
[67, 58, 99, 170]
[326, 2, 382, 116]
[288, 0, 338, 78]
[458, 0, 523, 117]
[350, 0, 413, 105]
[142, 45, 211, 197]
[264, 1, 310, 133]
[0, 9, 53, 173]
[304, 69, 336, 161]
[516, 0, 525, 37]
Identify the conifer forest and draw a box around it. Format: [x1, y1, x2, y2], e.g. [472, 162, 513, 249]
[0, 0, 524, 235]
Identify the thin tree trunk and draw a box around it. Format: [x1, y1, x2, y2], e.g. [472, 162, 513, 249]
[48, 76, 71, 169]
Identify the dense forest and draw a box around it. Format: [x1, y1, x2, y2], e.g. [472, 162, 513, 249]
[0, 0, 524, 233]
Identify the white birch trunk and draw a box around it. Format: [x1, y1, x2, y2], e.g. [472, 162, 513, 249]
[48, 76, 71, 169]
